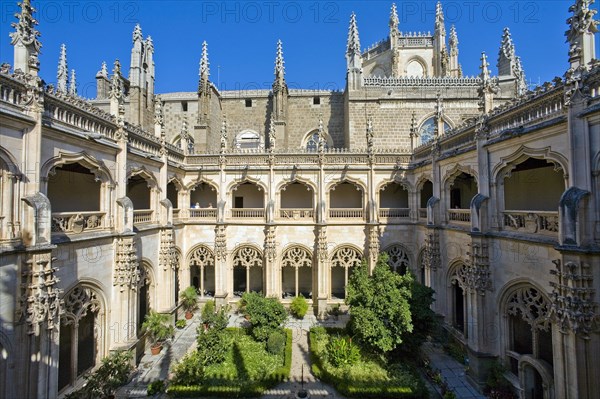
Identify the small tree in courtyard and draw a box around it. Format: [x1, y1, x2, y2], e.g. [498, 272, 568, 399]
[346, 253, 413, 354]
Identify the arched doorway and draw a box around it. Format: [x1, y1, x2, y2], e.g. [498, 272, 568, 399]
[330, 246, 362, 299]
[189, 245, 215, 298]
[232, 246, 263, 296]
[281, 246, 313, 299]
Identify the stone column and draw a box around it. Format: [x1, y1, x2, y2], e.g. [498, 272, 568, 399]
[315, 225, 329, 318]
[213, 224, 228, 306]
[264, 225, 277, 297]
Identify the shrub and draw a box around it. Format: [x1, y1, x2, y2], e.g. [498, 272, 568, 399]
[65, 351, 133, 399]
[176, 319, 186, 329]
[267, 330, 286, 355]
[180, 286, 199, 313]
[326, 335, 360, 368]
[147, 379, 165, 395]
[242, 292, 287, 341]
[290, 295, 309, 319]
[171, 351, 205, 386]
[201, 300, 216, 325]
[141, 311, 174, 346]
[196, 305, 231, 365]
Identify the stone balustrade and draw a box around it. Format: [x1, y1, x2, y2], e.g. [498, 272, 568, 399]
[502, 210, 559, 236]
[189, 208, 217, 219]
[278, 208, 314, 220]
[379, 208, 410, 219]
[133, 210, 153, 225]
[329, 208, 364, 219]
[229, 208, 265, 218]
[448, 209, 471, 224]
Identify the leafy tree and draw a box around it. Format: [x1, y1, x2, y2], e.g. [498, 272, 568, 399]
[241, 292, 287, 341]
[346, 253, 413, 354]
[196, 304, 230, 365]
[65, 351, 133, 398]
[400, 279, 437, 354]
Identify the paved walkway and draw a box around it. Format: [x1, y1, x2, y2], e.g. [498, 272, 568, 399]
[422, 342, 486, 399]
[115, 313, 485, 399]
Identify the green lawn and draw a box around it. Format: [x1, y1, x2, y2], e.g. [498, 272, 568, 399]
[310, 327, 428, 399]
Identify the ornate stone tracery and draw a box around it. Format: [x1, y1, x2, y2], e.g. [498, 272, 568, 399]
[385, 244, 410, 273]
[464, 243, 492, 294]
[214, 225, 227, 261]
[264, 226, 276, 263]
[549, 259, 599, 337]
[506, 286, 551, 331]
[281, 246, 312, 268]
[62, 285, 102, 326]
[113, 236, 140, 291]
[232, 246, 262, 268]
[189, 245, 214, 269]
[159, 229, 177, 271]
[330, 246, 362, 269]
[423, 230, 440, 271]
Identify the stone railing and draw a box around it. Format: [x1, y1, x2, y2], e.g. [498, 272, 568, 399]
[126, 122, 162, 157]
[329, 208, 364, 219]
[502, 210, 558, 236]
[51, 211, 107, 234]
[173, 209, 180, 220]
[0, 72, 27, 108]
[418, 208, 427, 219]
[189, 208, 217, 219]
[278, 208, 314, 220]
[379, 208, 410, 219]
[229, 208, 265, 218]
[364, 76, 481, 88]
[165, 142, 185, 163]
[448, 209, 471, 224]
[133, 210, 153, 224]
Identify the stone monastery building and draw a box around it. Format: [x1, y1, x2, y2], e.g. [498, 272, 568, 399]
[0, 0, 599, 398]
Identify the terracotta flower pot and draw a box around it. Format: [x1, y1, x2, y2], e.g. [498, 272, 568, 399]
[185, 311, 193, 320]
[151, 344, 162, 355]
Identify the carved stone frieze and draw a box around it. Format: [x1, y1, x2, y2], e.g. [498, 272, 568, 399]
[113, 236, 140, 291]
[549, 259, 599, 337]
[159, 228, 177, 271]
[20, 251, 64, 335]
[264, 225, 277, 263]
[316, 226, 328, 263]
[464, 243, 492, 294]
[214, 225, 227, 261]
[423, 230, 440, 271]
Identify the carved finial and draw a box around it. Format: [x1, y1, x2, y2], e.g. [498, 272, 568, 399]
[269, 113, 276, 151]
[68, 69, 77, 96]
[97, 61, 108, 78]
[154, 98, 164, 126]
[10, 0, 42, 63]
[347, 12, 361, 56]
[318, 114, 325, 153]
[220, 115, 227, 153]
[499, 27, 515, 60]
[514, 56, 527, 95]
[145, 35, 154, 52]
[57, 44, 68, 94]
[480, 52, 490, 81]
[566, 0, 598, 68]
[109, 59, 123, 100]
[366, 117, 374, 151]
[275, 39, 285, 77]
[200, 41, 209, 78]
[436, 92, 444, 119]
[390, 3, 399, 29]
[132, 24, 143, 42]
[449, 25, 458, 55]
[435, 1, 445, 35]
[410, 112, 417, 134]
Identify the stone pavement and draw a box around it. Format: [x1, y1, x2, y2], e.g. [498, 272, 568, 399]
[422, 342, 486, 399]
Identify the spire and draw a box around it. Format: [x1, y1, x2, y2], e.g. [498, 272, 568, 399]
[10, 0, 42, 74]
[566, 0, 598, 69]
[109, 59, 123, 100]
[497, 27, 527, 94]
[200, 41, 209, 78]
[145, 35, 154, 52]
[449, 25, 458, 56]
[499, 27, 515, 61]
[479, 52, 490, 81]
[57, 44, 68, 94]
[435, 1, 446, 36]
[220, 115, 227, 154]
[346, 12, 361, 57]
[68, 69, 77, 96]
[132, 23, 143, 43]
[273, 39, 287, 92]
[389, 3, 399, 30]
[479, 52, 499, 113]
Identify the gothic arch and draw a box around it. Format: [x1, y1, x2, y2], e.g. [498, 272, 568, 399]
[126, 166, 158, 189]
[404, 56, 428, 77]
[383, 243, 412, 273]
[232, 244, 264, 295]
[329, 244, 363, 267]
[167, 175, 185, 191]
[234, 129, 263, 150]
[446, 259, 469, 289]
[42, 151, 114, 185]
[492, 145, 569, 184]
[280, 244, 313, 267]
[226, 177, 267, 196]
[376, 177, 413, 194]
[325, 177, 366, 194]
[186, 244, 215, 267]
[443, 163, 479, 189]
[0, 145, 20, 175]
[186, 177, 218, 193]
[187, 244, 216, 297]
[416, 112, 456, 130]
[498, 280, 552, 332]
[61, 281, 107, 325]
[302, 129, 333, 150]
[416, 174, 433, 191]
[276, 176, 318, 195]
[232, 244, 263, 266]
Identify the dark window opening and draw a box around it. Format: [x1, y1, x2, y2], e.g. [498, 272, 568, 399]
[181, 101, 188, 112]
[234, 196, 244, 208]
[245, 99, 252, 107]
[313, 96, 320, 105]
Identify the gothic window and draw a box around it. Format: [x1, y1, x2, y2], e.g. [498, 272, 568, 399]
[232, 246, 263, 296]
[280, 181, 313, 211]
[449, 263, 469, 335]
[448, 172, 477, 210]
[190, 182, 217, 209]
[418, 117, 450, 145]
[304, 131, 331, 152]
[59, 286, 103, 392]
[127, 174, 152, 209]
[330, 246, 362, 299]
[385, 244, 410, 274]
[189, 245, 215, 297]
[235, 131, 261, 149]
[281, 247, 313, 299]
[420, 180, 433, 208]
[138, 263, 153, 330]
[379, 183, 409, 209]
[47, 163, 101, 213]
[406, 60, 425, 77]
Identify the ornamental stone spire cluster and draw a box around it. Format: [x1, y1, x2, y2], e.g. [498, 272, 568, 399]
[346, 12, 363, 89]
[566, 0, 598, 69]
[435, 1, 446, 36]
[56, 44, 68, 94]
[346, 12, 361, 59]
[69, 69, 76, 96]
[273, 39, 287, 92]
[10, 0, 42, 74]
[497, 27, 527, 96]
[199, 41, 210, 93]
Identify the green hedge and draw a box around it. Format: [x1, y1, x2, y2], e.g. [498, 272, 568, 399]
[309, 328, 428, 399]
[167, 329, 292, 397]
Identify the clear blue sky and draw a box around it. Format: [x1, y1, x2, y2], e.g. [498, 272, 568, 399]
[1, 1, 596, 98]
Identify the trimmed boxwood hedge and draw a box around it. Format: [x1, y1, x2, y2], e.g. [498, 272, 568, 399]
[309, 327, 428, 399]
[167, 328, 292, 397]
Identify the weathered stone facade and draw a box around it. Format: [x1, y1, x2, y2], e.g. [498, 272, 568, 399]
[0, 1, 599, 398]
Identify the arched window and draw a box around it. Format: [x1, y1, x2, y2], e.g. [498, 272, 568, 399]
[406, 60, 425, 77]
[418, 117, 450, 145]
[235, 131, 261, 150]
[330, 246, 362, 299]
[189, 245, 215, 297]
[385, 244, 410, 274]
[449, 263, 468, 335]
[304, 130, 331, 152]
[281, 246, 312, 299]
[232, 246, 263, 296]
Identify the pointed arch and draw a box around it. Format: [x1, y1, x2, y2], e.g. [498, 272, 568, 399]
[126, 165, 158, 188]
[227, 176, 268, 195]
[302, 129, 333, 151]
[383, 243, 412, 274]
[443, 163, 478, 188]
[42, 151, 114, 185]
[492, 145, 569, 183]
[186, 244, 215, 297]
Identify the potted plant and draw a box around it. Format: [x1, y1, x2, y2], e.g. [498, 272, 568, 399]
[180, 286, 198, 319]
[201, 300, 216, 330]
[141, 311, 174, 355]
[175, 319, 186, 329]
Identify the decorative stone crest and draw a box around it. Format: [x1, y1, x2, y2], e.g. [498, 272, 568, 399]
[159, 229, 177, 271]
[10, 0, 42, 60]
[330, 246, 362, 269]
[113, 236, 140, 291]
[549, 259, 599, 337]
[385, 244, 410, 273]
[20, 251, 64, 335]
[281, 246, 312, 268]
[214, 225, 227, 261]
[264, 225, 277, 263]
[109, 59, 124, 100]
[367, 224, 380, 266]
[316, 226, 328, 263]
